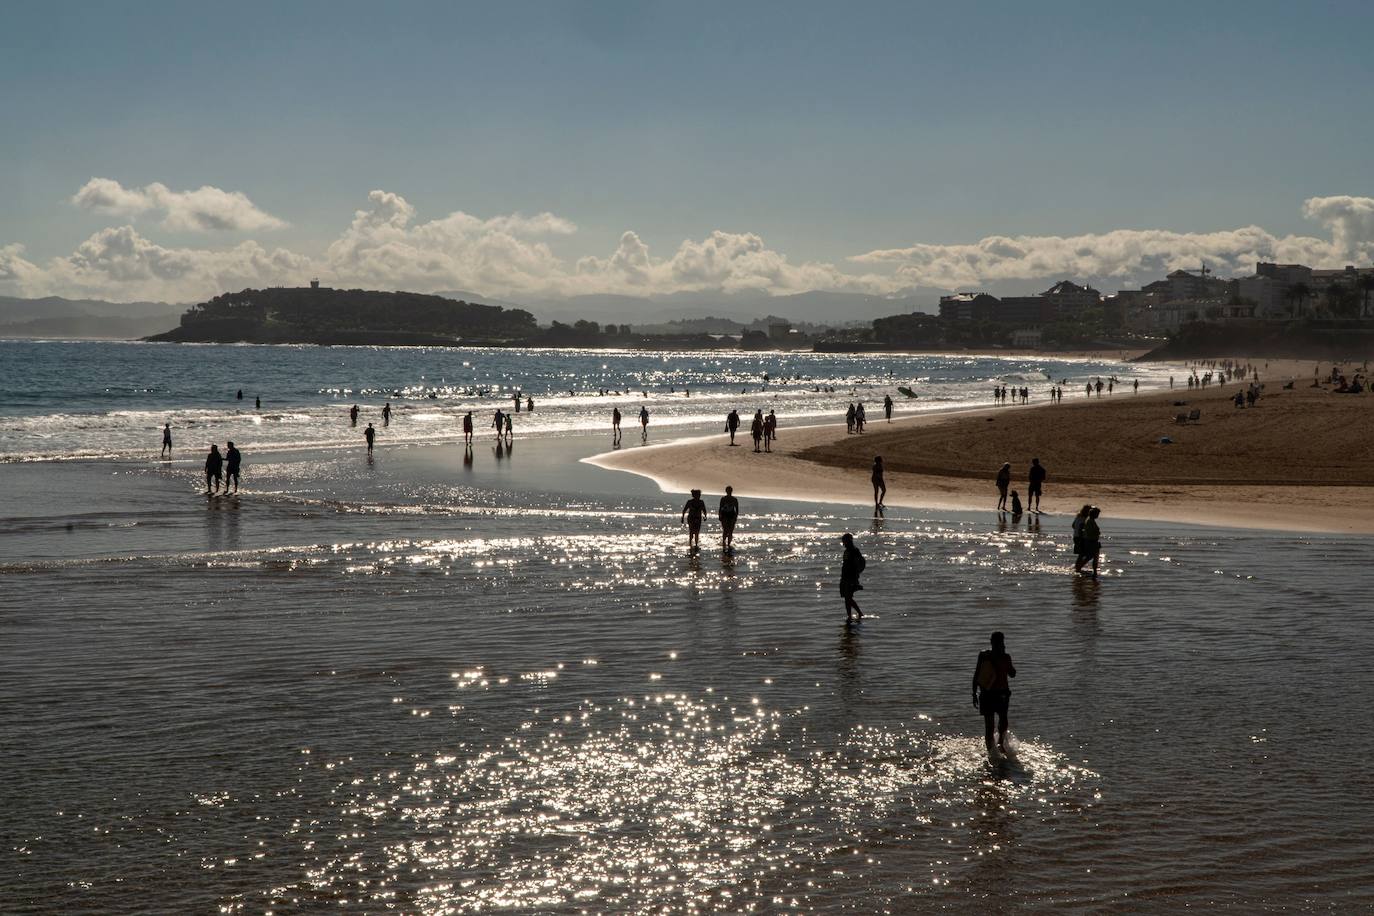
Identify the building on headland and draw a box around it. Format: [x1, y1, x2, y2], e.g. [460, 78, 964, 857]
[1039, 280, 1102, 318]
[937, 292, 999, 322]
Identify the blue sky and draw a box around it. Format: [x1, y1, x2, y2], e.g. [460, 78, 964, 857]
[2, 0, 1372, 303]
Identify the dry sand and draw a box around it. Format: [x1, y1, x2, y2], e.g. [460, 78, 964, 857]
[586, 369, 1374, 533]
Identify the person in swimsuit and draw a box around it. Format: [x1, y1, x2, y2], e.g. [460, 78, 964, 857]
[681, 488, 707, 548]
[765, 410, 777, 451]
[204, 444, 223, 494]
[613, 407, 622, 441]
[383, 402, 392, 426]
[364, 422, 376, 455]
[718, 486, 739, 550]
[972, 631, 1017, 756]
[349, 404, 359, 427]
[504, 413, 512, 439]
[726, 409, 740, 445]
[884, 393, 893, 422]
[839, 532, 866, 622]
[224, 441, 241, 493]
[996, 462, 1011, 511]
[639, 405, 649, 440]
[462, 411, 474, 445]
[751, 410, 764, 452]
[871, 455, 886, 511]
[1074, 506, 1103, 577]
[161, 423, 172, 458]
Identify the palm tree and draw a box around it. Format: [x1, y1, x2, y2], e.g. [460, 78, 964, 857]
[1325, 282, 1360, 318]
[1286, 282, 1311, 318]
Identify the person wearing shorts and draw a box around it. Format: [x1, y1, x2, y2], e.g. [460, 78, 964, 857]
[718, 486, 739, 550]
[681, 488, 707, 549]
[972, 631, 1017, 755]
[1027, 457, 1046, 511]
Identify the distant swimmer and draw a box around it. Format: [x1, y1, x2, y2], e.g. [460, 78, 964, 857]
[462, 411, 474, 445]
[255, 395, 261, 410]
[725, 409, 740, 446]
[681, 488, 707, 549]
[996, 462, 1011, 511]
[839, 532, 866, 623]
[349, 404, 360, 427]
[639, 405, 649, 440]
[718, 485, 739, 550]
[1074, 506, 1102, 577]
[750, 409, 764, 452]
[161, 423, 172, 458]
[204, 444, 223, 495]
[884, 393, 894, 422]
[224, 441, 242, 493]
[871, 456, 886, 511]
[972, 630, 1017, 759]
[613, 407, 622, 440]
[364, 422, 376, 455]
[382, 402, 392, 426]
[1027, 457, 1046, 512]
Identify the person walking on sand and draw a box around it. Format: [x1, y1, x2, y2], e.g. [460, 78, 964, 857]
[751, 409, 764, 452]
[349, 404, 359, 427]
[204, 444, 223, 495]
[855, 402, 866, 433]
[846, 402, 856, 434]
[681, 488, 707, 549]
[224, 441, 242, 494]
[1027, 457, 1046, 512]
[492, 408, 504, 440]
[871, 456, 886, 511]
[639, 405, 650, 440]
[364, 422, 376, 455]
[462, 411, 474, 445]
[996, 462, 1011, 511]
[840, 532, 866, 623]
[972, 631, 1017, 758]
[726, 408, 740, 446]
[884, 393, 894, 422]
[504, 413, 512, 439]
[161, 423, 173, 458]
[612, 406, 622, 441]
[764, 410, 777, 452]
[718, 486, 739, 550]
[383, 402, 392, 427]
[1074, 506, 1103, 577]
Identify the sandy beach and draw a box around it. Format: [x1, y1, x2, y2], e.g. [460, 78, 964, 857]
[587, 369, 1374, 533]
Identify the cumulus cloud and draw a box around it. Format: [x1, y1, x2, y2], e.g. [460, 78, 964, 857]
[5, 188, 1373, 303]
[1, 226, 306, 301]
[71, 177, 287, 232]
[851, 196, 1374, 289]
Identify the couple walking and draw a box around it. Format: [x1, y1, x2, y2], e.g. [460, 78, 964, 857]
[680, 486, 741, 550]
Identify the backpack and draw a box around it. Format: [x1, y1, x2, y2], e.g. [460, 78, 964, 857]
[975, 652, 997, 690]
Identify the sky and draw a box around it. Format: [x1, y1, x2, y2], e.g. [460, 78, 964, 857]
[2, 0, 1373, 305]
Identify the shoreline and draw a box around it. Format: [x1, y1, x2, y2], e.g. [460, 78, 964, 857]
[586, 376, 1374, 534]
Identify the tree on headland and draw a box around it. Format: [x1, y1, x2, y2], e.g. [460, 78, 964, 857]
[1323, 282, 1360, 319]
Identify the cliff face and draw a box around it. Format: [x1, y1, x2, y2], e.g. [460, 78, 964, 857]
[144, 287, 538, 345]
[1141, 319, 1374, 361]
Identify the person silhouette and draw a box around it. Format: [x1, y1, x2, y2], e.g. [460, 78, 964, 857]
[224, 441, 242, 494]
[204, 444, 223, 495]
[718, 485, 739, 550]
[364, 422, 376, 455]
[161, 423, 172, 458]
[840, 532, 866, 623]
[871, 456, 886, 511]
[681, 488, 707, 548]
[972, 631, 1017, 758]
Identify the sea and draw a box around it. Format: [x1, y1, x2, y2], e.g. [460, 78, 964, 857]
[1, 340, 1369, 912]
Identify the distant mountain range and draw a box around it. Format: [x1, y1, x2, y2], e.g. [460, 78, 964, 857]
[439, 288, 939, 325]
[0, 295, 184, 339]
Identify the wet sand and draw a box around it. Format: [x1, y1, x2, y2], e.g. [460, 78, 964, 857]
[587, 375, 1374, 533]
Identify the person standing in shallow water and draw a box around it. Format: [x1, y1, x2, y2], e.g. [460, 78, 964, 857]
[224, 441, 242, 494]
[204, 444, 223, 495]
[382, 402, 392, 426]
[612, 407, 622, 441]
[349, 404, 359, 427]
[718, 485, 739, 550]
[871, 455, 886, 511]
[1027, 457, 1046, 512]
[973, 631, 1017, 757]
[364, 422, 376, 455]
[1074, 506, 1103, 577]
[161, 423, 172, 458]
[462, 411, 474, 445]
[995, 462, 1011, 511]
[681, 488, 707, 549]
[884, 393, 893, 422]
[639, 405, 649, 440]
[839, 532, 866, 623]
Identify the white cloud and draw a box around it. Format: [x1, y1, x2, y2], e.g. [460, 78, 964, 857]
[5, 188, 1373, 304]
[71, 177, 287, 232]
[850, 196, 1374, 289]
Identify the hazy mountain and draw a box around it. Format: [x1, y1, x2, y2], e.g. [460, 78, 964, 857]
[0, 295, 185, 339]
